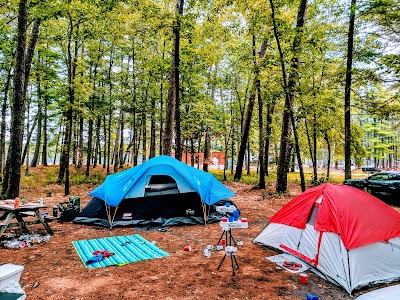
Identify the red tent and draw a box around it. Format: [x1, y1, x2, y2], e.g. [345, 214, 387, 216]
[254, 183, 400, 294]
[270, 183, 400, 249]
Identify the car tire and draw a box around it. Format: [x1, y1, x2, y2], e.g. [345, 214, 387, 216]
[363, 187, 372, 194]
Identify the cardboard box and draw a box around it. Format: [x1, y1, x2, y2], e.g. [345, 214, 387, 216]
[0, 264, 24, 289]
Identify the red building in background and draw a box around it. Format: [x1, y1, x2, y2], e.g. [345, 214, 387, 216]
[175, 152, 226, 167]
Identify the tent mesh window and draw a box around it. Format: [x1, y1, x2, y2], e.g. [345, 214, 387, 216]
[145, 175, 179, 196]
[149, 175, 176, 184]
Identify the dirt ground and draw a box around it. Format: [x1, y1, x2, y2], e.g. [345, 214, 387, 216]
[0, 180, 393, 300]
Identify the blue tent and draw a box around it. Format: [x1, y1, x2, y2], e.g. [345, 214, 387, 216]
[89, 155, 235, 207]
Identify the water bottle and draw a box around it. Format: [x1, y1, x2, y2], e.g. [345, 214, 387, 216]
[39, 197, 44, 205]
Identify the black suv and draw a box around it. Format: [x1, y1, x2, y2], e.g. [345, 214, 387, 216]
[343, 171, 400, 205]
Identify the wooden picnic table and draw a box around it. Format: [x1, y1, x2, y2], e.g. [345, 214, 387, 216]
[0, 201, 54, 236]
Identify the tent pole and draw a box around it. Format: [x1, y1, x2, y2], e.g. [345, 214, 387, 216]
[110, 206, 119, 228]
[203, 203, 211, 225]
[202, 203, 207, 225]
[105, 203, 118, 229]
[105, 203, 111, 226]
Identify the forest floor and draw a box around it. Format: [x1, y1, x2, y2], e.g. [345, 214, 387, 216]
[0, 167, 396, 300]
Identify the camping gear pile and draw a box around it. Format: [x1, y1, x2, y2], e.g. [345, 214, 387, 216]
[55, 196, 81, 222]
[1, 233, 52, 249]
[254, 183, 400, 295]
[74, 155, 236, 228]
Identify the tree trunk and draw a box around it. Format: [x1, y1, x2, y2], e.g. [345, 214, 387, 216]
[324, 131, 331, 180]
[93, 116, 101, 168]
[42, 93, 48, 166]
[290, 112, 306, 191]
[58, 17, 79, 196]
[150, 93, 156, 158]
[344, 0, 357, 180]
[159, 41, 166, 156]
[53, 124, 62, 165]
[264, 101, 275, 176]
[257, 78, 265, 189]
[203, 128, 211, 172]
[142, 80, 149, 163]
[86, 105, 94, 176]
[131, 42, 138, 166]
[246, 140, 250, 175]
[190, 139, 195, 167]
[76, 116, 83, 169]
[119, 112, 124, 168]
[106, 47, 114, 173]
[22, 115, 37, 165]
[31, 61, 43, 167]
[0, 67, 12, 177]
[113, 110, 123, 173]
[312, 112, 317, 182]
[163, 0, 184, 156]
[174, 0, 183, 161]
[197, 137, 201, 169]
[25, 104, 30, 176]
[304, 117, 314, 171]
[271, 0, 308, 192]
[4, 10, 40, 197]
[132, 111, 138, 166]
[3, 0, 28, 198]
[234, 37, 268, 181]
[142, 115, 146, 163]
[102, 115, 107, 168]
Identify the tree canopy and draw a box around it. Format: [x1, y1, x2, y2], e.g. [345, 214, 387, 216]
[0, 0, 399, 195]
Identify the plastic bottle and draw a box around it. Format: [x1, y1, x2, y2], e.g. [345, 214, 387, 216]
[39, 197, 44, 205]
[14, 197, 20, 209]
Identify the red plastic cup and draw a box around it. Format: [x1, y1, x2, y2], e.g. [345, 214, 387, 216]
[221, 239, 226, 246]
[221, 217, 228, 222]
[183, 245, 192, 251]
[240, 218, 247, 223]
[300, 273, 308, 284]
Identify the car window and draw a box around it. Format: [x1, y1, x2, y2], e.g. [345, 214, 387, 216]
[369, 174, 390, 180]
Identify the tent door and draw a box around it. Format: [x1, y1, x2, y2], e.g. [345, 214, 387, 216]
[280, 206, 323, 267]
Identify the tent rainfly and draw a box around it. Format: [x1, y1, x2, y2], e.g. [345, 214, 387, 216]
[74, 155, 236, 228]
[253, 183, 400, 295]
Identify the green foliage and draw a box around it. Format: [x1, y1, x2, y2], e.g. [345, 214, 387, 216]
[20, 167, 106, 190]
[69, 170, 106, 186]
